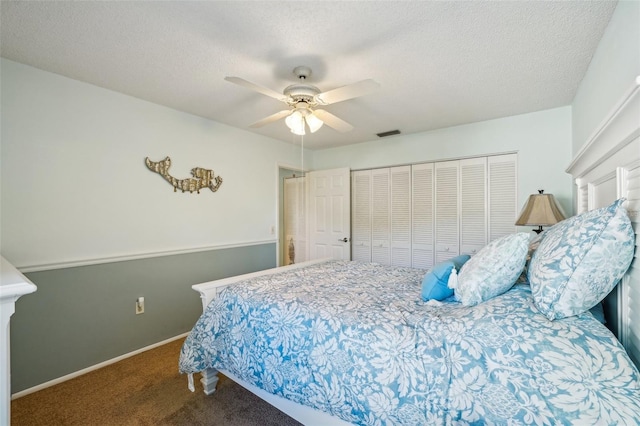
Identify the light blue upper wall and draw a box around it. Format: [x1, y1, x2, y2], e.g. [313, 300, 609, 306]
[572, 0, 640, 156]
[311, 107, 574, 216]
[0, 59, 309, 269]
[1, 59, 297, 392]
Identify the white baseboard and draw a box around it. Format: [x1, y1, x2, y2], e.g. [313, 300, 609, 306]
[11, 332, 189, 400]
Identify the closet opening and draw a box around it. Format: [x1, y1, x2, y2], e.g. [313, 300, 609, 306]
[277, 166, 307, 267]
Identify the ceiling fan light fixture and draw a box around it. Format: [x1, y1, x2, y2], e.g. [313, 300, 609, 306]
[225, 66, 378, 135]
[305, 111, 324, 133]
[285, 110, 306, 135]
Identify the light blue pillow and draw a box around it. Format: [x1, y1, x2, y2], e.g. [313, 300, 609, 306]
[528, 198, 635, 320]
[455, 233, 530, 306]
[421, 255, 471, 301]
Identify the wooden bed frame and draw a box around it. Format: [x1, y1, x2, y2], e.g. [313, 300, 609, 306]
[191, 76, 640, 425]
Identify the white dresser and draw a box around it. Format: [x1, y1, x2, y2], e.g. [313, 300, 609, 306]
[1, 256, 37, 425]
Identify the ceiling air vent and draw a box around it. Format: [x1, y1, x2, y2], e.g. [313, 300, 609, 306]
[376, 130, 401, 138]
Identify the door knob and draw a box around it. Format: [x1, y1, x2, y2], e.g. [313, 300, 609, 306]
[339, 237, 349, 242]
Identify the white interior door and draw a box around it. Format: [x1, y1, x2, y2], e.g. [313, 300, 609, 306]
[308, 168, 351, 260]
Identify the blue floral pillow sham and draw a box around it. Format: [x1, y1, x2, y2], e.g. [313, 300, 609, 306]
[455, 233, 529, 306]
[528, 198, 635, 320]
[421, 254, 470, 301]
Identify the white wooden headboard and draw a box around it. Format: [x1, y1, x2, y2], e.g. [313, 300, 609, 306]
[566, 76, 640, 368]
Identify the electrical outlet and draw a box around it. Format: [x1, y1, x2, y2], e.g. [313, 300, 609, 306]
[136, 297, 145, 314]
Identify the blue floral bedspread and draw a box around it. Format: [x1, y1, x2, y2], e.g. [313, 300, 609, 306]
[179, 260, 640, 425]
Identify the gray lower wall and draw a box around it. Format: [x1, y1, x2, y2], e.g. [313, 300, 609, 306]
[10, 243, 276, 393]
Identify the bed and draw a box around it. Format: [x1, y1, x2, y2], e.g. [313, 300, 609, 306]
[179, 76, 640, 425]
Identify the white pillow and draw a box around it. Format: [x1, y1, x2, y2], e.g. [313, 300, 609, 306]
[455, 233, 530, 306]
[528, 199, 635, 320]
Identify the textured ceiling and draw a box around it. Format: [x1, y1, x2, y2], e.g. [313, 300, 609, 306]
[0, 1, 617, 149]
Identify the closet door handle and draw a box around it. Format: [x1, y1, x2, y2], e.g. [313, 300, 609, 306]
[338, 237, 349, 242]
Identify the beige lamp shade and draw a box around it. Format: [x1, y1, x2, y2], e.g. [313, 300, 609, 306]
[515, 190, 566, 233]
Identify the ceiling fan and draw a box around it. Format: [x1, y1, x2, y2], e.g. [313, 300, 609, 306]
[225, 66, 379, 136]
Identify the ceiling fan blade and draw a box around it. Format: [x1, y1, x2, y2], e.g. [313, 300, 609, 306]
[313, 109, 354, 133]
[225, 76, 288, 102]
[249, 110, 292, 128]
[315, 79, 380, 105]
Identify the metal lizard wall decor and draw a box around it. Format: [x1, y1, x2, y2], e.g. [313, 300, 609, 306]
[145, 156, 223, 193]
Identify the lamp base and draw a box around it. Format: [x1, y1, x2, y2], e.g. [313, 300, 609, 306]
[532, 226, 544, 234]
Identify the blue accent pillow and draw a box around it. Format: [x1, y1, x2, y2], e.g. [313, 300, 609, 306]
[528, 198, 635, 320]
[455, 233, 530, 306]
[422, 255, 471, 301]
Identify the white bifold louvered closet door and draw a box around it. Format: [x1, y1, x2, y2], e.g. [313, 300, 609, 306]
[371, 168, 391, 264]
[351, 167, 411, 266]
[435, 161, 460, 263]
[488, 155, 518, 240]
[391, 166, 412, 266]
[412, 164, 434, 269]
[351, 171, 372, 262]
[352, 153, 516, 268]
[460, 158, 487, 256]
